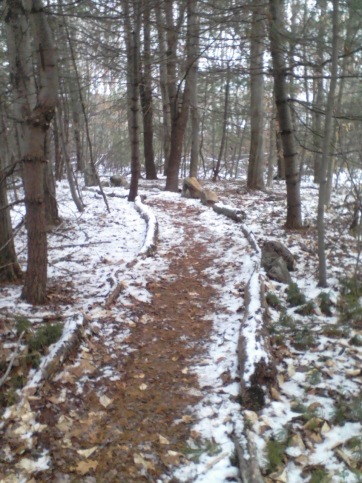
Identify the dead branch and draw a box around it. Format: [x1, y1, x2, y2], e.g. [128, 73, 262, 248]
[0, 331, 25, 388]
[104, 281, 126, 308]
[232, 430, 264, 483]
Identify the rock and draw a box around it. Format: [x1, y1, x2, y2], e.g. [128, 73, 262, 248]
[110, 175, 129, 188]
[261, 241, 296, 284]
[262, 241, 296, 271]
[182, 177, 203, 199]
[267, 257, 292, 284]
[201, 189, 218, 206]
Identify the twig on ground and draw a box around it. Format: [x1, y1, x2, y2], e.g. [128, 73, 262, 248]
[0, 331, 25, 388]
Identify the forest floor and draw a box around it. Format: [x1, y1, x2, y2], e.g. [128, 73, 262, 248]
[0, 176, 362, 483]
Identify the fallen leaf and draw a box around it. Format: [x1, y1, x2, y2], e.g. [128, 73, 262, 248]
[182, 415, 193, 423]
[181, 367, 189, 374]
[99, 395, 113, 408]
[158, 434, 170, 445]
[139, 383, 148, 391]
[73, 460, 98, 475]
[77, 446, 98, 458]
[133, 453, 156, 471]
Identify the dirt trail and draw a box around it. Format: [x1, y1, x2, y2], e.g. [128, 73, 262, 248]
[2, 198, 242, 482]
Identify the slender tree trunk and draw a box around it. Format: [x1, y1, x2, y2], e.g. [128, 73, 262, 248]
[123, 0, 141, 201]
[313, 0, 326, 183]
[188, 1, 200, 178]
[247, 2, 265, 190]
[212, 64, 230, 182]
[317, 0, 339, 287]
[140, 2, 157, 180]
[268, 0, 302, 229]
[165, 0, 195, 192]
[155, 5, 171, 176]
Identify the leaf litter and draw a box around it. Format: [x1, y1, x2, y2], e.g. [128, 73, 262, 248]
[0, 173, 361, 482]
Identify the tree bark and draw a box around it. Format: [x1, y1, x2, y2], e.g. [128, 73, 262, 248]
[247, 2, 265, 190]
[140, 2, 157, 180]
[5, 0, 59, 304]
[123, 0, 141, 201]
[188, 1, 200, 178]
[212, 64, 230, 182]
[268, 0, 302, 229]
[155, 4, 171, 176]
[165, 0, 196, 192]
[317, 0, 339, 287]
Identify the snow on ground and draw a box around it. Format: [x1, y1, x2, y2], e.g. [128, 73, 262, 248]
[1, 174, 362, 482]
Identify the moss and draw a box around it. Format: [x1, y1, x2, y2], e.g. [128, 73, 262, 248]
[306, 368, 322, 386]
[292, 327, 317, 350]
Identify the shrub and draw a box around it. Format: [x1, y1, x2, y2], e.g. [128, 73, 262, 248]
[266, 292, 282, 310]
[287, 283, 306, 307]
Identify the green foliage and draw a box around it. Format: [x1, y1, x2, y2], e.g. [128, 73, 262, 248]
[0, 388, 19, 409]
[266, 292, 282, 310]
[318, 292, 333, 317]
[265, 428, 291, 473]
[28, 323, 62, 353]
[287, 283, 306, 307]
[346, 437, 362, 463]
[295, 301, 315, 316]
[292, 327, 317, 351]
[306, 368, 322, 386]
[183, 438, 221, 463]
[338, 276, 362, 327]
[332, 391, 362, 425]
[278, 312, 296, 330]
[349, 334, 362, 346]
[309, 467, 329, 483]
[15, 316, 31, 336]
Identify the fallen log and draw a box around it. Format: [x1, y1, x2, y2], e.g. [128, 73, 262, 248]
[24, 314, 86, 395]
[212, 203, 246, 223]
[232, 431, 264, 483]
[104, 281, 126, 308]
[135, 196, 158, 256]
[238, 271, 277, 410]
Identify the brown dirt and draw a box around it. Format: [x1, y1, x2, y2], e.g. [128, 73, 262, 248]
[1, 200, 232, 482]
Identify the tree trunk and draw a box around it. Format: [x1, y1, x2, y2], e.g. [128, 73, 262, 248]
[165, 0, 195, 192]
[5, 0, 59, 304]
[155, 5, 171, 176]
[317, 0, 339, 287]
[247, 2, 265, 190]
[212, 64, 230, 182]
[0, 173, 22, 283]
[188, 1, 200, 178]
[268, 0, 302, 229]
[123, 0, 141, 201]
[140, 2, 157, 180]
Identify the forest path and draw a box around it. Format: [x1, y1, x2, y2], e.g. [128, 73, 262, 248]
[2, 194, 248, 482]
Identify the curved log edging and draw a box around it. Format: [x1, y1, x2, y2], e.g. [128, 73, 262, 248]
[134, 196, 158, 257]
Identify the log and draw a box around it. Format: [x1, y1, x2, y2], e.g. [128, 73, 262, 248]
[24, 314, 86, 394]
[134, 196, 158, 256]
[232, 431, 264, 483]
[238, 271, 277, 410]
[104, 281, 126, 308]
[212, 203, 246, 223]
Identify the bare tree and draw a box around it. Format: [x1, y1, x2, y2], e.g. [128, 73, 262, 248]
[5, 0, 59, 304]
[268, 0, 302, 229]
[247, 1, 265, 190]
